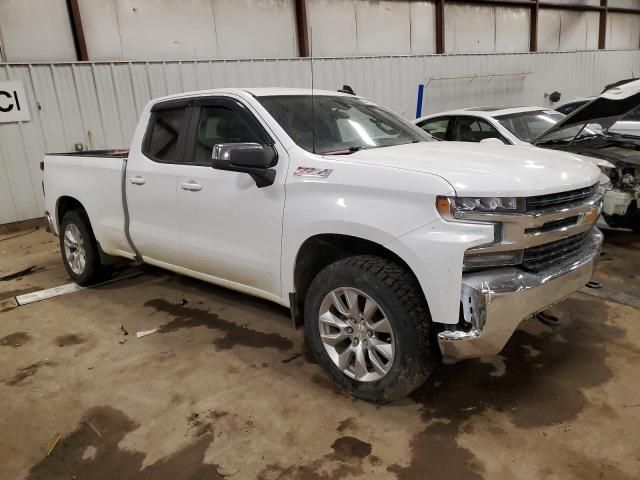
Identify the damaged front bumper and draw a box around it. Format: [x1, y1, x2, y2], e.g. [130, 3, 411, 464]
[438, 228, 603, 362]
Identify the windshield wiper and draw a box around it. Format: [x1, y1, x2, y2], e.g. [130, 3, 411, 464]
[575, 133, 598, 141]
[535, 138, 570, 145]
[322, 146, 365, 155]
[536, 134, 595, 146]
[609, 132, 640, 141]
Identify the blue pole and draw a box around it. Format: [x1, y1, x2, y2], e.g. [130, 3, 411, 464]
[416, 84, 425, 119]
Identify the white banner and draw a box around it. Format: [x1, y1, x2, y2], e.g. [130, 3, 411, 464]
[0, 81, 30, 123]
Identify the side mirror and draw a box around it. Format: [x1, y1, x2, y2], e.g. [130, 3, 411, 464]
[212, 143, 278, 188]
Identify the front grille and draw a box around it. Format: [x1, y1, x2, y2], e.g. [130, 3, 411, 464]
[526, 184, 597, 212]
[524, 215, 579, 235]
[522, 231, 591, 271]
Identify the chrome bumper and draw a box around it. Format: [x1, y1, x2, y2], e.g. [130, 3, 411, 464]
[438, 228, 603, 361]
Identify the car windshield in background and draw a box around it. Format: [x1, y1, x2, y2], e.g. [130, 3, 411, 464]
[258, 95, 431, 154]
[495, 110, 597, 144]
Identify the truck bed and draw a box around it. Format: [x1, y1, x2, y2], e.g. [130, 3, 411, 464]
[43, 151, 133, 259]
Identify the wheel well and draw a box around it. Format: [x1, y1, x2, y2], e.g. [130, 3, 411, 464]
[292, 234, 423, 325]
[55, 196, 118, 265]
[56, 196, 86, 228]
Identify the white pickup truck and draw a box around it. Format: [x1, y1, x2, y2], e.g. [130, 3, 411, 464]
[43, 88, 604, 401]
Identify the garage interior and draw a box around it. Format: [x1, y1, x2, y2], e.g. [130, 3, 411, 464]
[1, 1, 640, 479]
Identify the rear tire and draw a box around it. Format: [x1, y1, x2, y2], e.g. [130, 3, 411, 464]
[59, 210, 111, 286]
[304, 255, 435, 402]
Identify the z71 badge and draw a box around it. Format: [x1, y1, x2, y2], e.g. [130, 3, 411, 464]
[294, 167, 333, 178]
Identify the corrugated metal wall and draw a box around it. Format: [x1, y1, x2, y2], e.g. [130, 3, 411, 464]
[1, 49, 640, 224]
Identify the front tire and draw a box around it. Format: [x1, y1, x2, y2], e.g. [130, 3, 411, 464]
[59, 210, 111, 286]
[304, 255, 434, 402]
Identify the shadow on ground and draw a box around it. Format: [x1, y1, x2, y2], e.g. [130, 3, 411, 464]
[388, 295, 627, 479]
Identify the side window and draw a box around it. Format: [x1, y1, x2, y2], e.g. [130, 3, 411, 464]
[145, 107, 187, 163]
[417, 117, 449, 140]
[453, 117, 505, 143]
[192, 106, 264, 165]
[622, 106, 640, 122]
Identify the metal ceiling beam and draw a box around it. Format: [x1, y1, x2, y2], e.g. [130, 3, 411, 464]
[530, 0, 539, 52]
[608, 6, 640, 14]
[538, 2, 604, 11]
[295, 0, 309, 57]
[444, 0, 535, 6]
[599, 0, 608, 49]
[436, 0, 445, 54]
[66, 0, 88, 61]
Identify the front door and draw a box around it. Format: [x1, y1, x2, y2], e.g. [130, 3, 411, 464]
[176, 96, 287, 297]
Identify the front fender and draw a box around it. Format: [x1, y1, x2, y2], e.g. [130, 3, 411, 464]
[385, 218, 494, 326]
[280, 158, 460, 306]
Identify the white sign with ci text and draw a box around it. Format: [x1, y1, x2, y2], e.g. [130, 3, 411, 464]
[0, 81, 30, 123]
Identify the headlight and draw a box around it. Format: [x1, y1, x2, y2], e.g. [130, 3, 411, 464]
[598, 165, 613, 178]
[436, 196, 523, 220]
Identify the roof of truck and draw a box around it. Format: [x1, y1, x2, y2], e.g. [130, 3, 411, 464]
[245, 87, 355, 97]
[150, 87, 355, 105]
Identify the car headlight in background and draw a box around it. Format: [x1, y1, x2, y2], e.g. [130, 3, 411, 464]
[436, 196, 524, 220]
[598, 165, 613, 178]
[597, 165, 614, 190]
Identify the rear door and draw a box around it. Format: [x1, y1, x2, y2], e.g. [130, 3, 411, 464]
[175, 96, 287, 297]
[126, 98, 190, 265]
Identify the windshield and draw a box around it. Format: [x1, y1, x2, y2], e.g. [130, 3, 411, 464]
[495, 110, 597, 144]
[258, 95, 431, 154]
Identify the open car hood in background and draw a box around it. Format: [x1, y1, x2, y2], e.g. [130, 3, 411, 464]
[534, 79, 640, 144]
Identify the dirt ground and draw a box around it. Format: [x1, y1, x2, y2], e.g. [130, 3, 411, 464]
[0, 227, 639, 480]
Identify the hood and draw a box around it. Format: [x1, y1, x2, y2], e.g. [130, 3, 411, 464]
[535, 79, 640, 143]
[333, 142, 600, 197]
[571, 152, 614, 170]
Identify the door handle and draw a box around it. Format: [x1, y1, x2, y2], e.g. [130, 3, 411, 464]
[129, 176, 146, 185]
[180, 181, 202, 192]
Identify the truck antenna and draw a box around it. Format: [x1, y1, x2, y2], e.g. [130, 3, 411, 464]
[310, 26, 316, 154]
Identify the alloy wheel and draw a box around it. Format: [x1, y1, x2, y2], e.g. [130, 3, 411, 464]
[63, 223, 86, 275]
[318, 287, 395, 382]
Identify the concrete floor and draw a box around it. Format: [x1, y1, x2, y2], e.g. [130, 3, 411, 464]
[0, 227, 639, 480]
